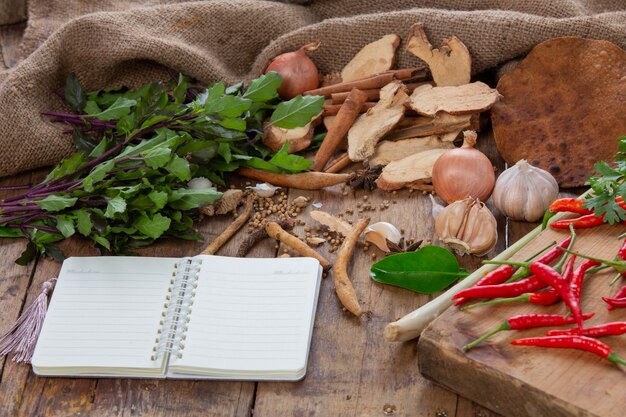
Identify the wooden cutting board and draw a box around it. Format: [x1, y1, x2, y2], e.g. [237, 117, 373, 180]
[418, 223, 626, 417]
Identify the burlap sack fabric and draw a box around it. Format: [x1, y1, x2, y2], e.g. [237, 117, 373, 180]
[0, 0, 624, 177]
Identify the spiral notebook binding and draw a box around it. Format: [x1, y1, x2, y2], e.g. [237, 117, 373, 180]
[151, 257, 201, 361]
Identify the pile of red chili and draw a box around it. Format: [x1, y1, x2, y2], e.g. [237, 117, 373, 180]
[455, 231, 626, 367]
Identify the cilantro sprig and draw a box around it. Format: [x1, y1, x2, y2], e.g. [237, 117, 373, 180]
[583, 136, 626, 225]
[0, 72, 323, 263]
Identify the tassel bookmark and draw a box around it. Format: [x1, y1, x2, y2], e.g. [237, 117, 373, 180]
[0, 278, 56, 363]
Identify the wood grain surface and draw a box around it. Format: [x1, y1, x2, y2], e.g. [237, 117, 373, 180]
[0, 20, 534, 417]
[419, 225, 626, 417]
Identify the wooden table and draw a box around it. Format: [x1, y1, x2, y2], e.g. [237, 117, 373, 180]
[0, 21, 541, 417]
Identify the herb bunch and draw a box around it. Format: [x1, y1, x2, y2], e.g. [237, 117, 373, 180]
[584, 136, 626, 224]
[0, 72, 323, 263]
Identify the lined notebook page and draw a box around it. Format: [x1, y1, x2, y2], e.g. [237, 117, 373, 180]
[32, 256, 177, 374]
[169, 255, 321, 378]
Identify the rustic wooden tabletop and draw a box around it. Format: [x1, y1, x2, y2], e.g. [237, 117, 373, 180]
[0, 21, 534, 417]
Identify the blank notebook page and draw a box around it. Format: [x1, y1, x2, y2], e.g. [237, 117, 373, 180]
[169, 255, 321, 378]
[32, 256, 177, 374]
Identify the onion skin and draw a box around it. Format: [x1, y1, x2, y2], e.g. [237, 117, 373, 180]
[265, 41, 320, 100]
[432, 130, 495, 204]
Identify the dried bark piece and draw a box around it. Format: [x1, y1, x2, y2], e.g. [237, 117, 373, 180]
[310, 210, 354, 236]
[492, 37, 626, 187]
[347, 81, 408, 161]
[409, 82, 500, 116]
[406, 23, 471, 86]
[376, 148, 449, 191]
[369, 136, 454, 166]
[199, 189, 243, 216]
[341, 35, 400, 83]
[384, 113, 473, 141]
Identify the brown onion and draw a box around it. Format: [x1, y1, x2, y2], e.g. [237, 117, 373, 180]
[431, 130, 495, 204]
[265, 41, 320, 99]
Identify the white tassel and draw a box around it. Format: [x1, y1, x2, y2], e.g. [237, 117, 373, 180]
[0, 278, 56, 363]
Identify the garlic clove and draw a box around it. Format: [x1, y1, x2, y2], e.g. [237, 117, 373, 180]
[434, 198, 497, 256]
[429, 194, 444, 221]
[364, 222, 402, 252]
[246, 182, 279, 198]
[187, 177, 214, 190]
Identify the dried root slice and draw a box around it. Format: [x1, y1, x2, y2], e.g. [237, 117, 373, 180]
[369, 136, 454, 166]
[263, 113, 321, 153]
[409, 82, 500, 117]
[341, 34, 401, 83]
[376, 148, 449, 191]
[310, 210, 354, 237]
[406, 23, 471, 86]
[200, 189, 243, 216]
[384, 113, 473, 142]
[347, 81, 408, 161]
[265, 221, 331, 270]
[334, 217, 370, 316]
[237, 167, 352, 190]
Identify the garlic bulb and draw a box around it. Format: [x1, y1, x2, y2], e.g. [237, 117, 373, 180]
[364, 222, 402, 252]
[435, 198, 497, 256]
[492, 159, 559, 222]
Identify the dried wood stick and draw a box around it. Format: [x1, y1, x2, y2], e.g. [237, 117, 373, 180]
[312, 88, 368, 171]
[236, 219, 293, 257]
[330, 81, 431, 104]
[237, 167, 352, 190]
[334, 217, 370, 317]
[385, 66, 429, 80]
[201, 195, 254, 255]
[265, 221, 331, 270]
[304, 73, 395, 98]
[324, 153, 351, 173]
[323, 102, 376, 117]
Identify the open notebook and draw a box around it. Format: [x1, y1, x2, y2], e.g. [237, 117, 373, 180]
[31, 255, 323, 380]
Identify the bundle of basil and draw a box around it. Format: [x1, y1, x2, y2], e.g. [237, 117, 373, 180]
[0, 72, 323, 264]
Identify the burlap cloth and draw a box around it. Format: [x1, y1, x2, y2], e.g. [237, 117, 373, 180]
[0, 0, 624, 177]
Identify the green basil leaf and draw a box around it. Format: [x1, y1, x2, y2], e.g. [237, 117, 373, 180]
[75, 209, 93, 236]
[84, 100, 101, 115]
[133, 213, 171, 239]
[370, 245, 468, 294]
[104, 196, 127, 218]
[168, 188, 222, 210]
[0, 227, 22, 237]
[45, 152, 86, 181]
[88, 97, 137, 121]
[65, 73, 86, 113]
[269, 95, 323, 129]
[15, 242, 37, 265]
[243, 72, 282, 102]
[55, 215, 76, 238]
[93, 235, 111, 251]
[268, 142, 313, 172]
[165, 155, 191, 181]
[148, 190, 168, 210]
[36, 195, 78, 212]
[43, 243, 66, 263]
[142, 146, 172, 169]
[173, 73, 188, 105]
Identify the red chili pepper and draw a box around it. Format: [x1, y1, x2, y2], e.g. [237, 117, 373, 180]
[511, 335, 626, 366]
[612, 284, 626, 302]
[547, 322, 626, 337]
[550, 213, 605, 230]
[618, 238, 626, 261]
[453, 265, 516, 306]
[452, 276, 548, 302]
[535, 236, 573, 264]
[570, 259, 601, 302]
[463, 255, 576, 310]
[529, 262, 584, 329]
[464, 312, 594, 350]
[602, 296, 626, 309]
[549, 198, 593, 215]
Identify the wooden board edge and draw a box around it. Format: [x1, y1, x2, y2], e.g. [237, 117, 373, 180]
[417, 321, 601, 417]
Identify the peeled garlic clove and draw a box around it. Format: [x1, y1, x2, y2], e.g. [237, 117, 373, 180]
[246, 182, 279, 198]
[434, 198, 497, 256]
[492, 159, 559, 222]
[187, 177, 213, 189]
[364, 222, 402, 252]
